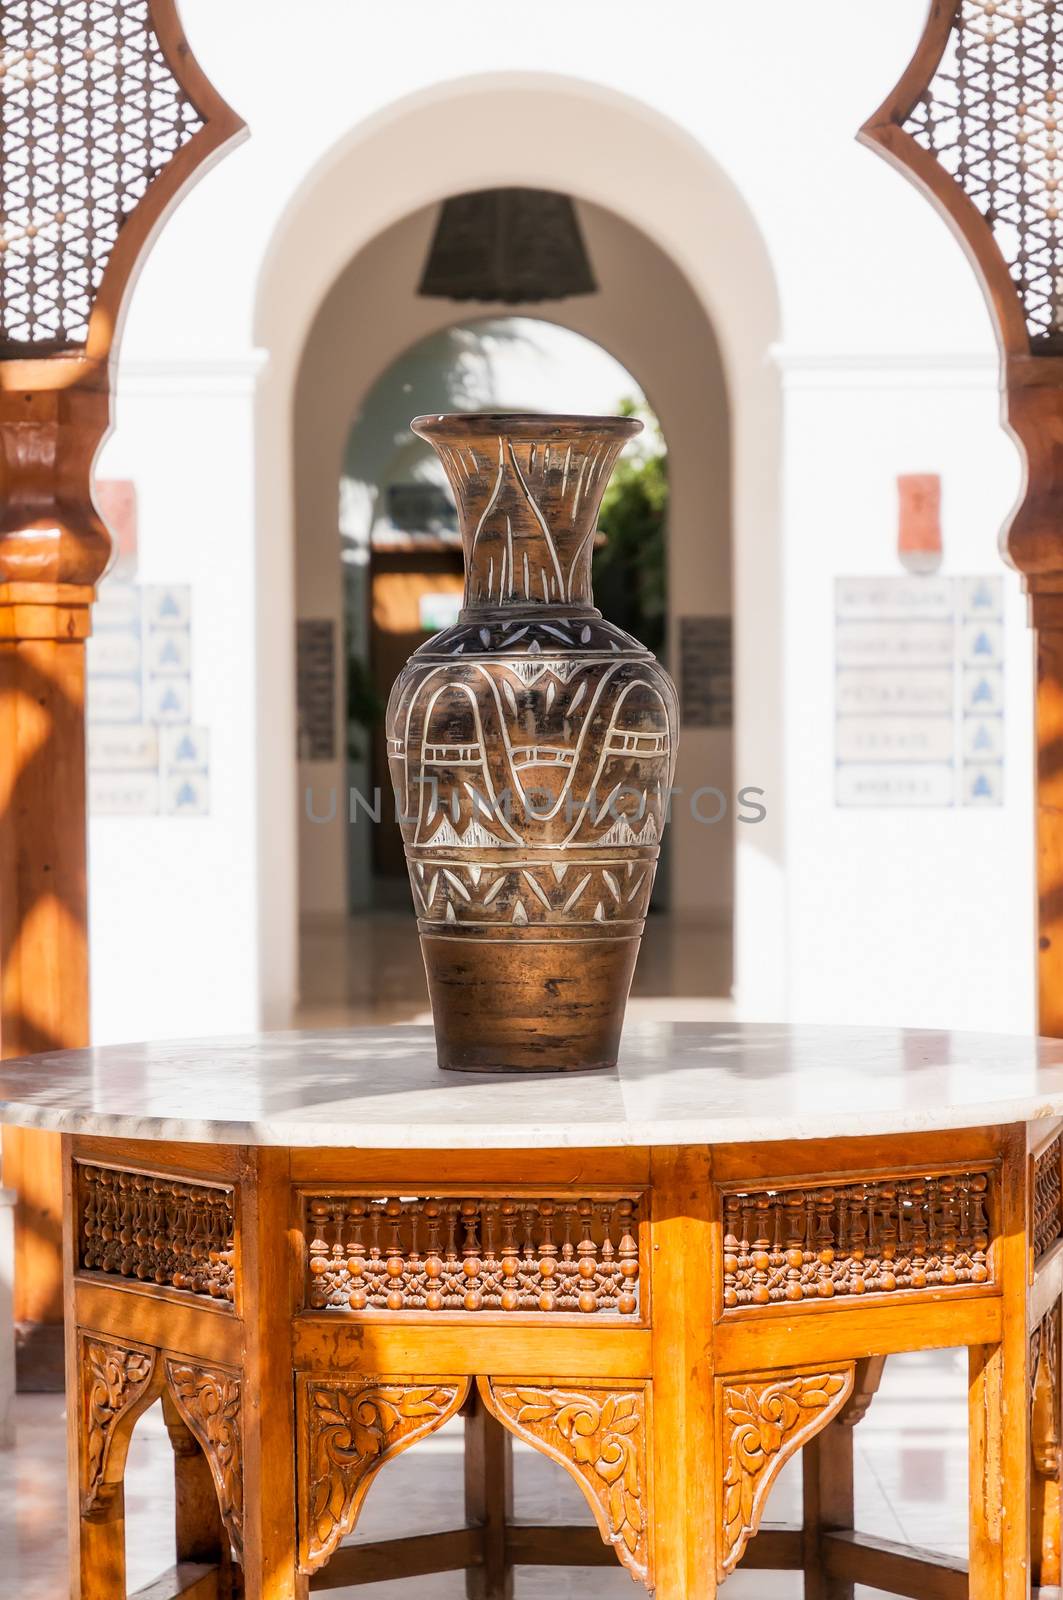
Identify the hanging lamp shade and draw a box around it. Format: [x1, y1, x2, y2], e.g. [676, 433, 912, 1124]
[418, 187, 597, 303]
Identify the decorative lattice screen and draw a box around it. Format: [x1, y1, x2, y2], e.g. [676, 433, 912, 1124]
[904, 0, 1063, 351]
[0, 0, 205, 352]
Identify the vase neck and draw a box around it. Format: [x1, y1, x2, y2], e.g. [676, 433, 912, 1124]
[412, 417, 637, 613]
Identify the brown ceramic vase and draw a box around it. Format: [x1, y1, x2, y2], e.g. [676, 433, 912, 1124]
[386, 414, 679, 1072]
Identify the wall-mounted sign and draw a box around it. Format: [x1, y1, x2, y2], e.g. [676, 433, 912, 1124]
[86, 484, 211, 818]
[679, 616, 732, 729]
[835, 574, 1004, 808]
[87, 577, 209, 818]
[296, 619, 336, 762]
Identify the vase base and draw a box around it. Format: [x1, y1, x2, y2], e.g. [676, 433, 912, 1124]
[420, 932, 639, 1075]
[438, 1060, 616, 1074]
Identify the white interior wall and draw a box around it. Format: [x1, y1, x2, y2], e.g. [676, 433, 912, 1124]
[92, 358, 263, 1040]
[88, 3, 1034, 1040]
[254, 80, 782, 1021]
[781, 355, 1031, 1031]
[293, 200, 732, 926]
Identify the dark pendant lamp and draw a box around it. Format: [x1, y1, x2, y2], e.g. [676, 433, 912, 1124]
[418, 187, 597, 303]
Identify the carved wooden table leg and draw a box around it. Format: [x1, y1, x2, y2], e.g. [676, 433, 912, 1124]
[464, 1388, 513, 1600]
[649, 1147, 714, 1597]
[239, 1148, 301, 1600]
[68, 1332, 161, 1600]
[802, 1356, 886, 1600]
[162, 1388, 236, 1592]
[971, 1126, 1029, 1600]
[62, 1136, 254, 1600]
[1031, 1300, 1062, 1588]
[1032, 1128, 1063, 1591]
[712, 1128, 1010, 1595]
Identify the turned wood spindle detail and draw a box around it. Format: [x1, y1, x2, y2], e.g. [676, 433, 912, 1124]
[479, 1377, 651, 1588]
[79, 1163, 235, 1304]
[718, 1368, 855, 1577]
[722, 1172, 992, 1307]
[1035, 1135, 1063, 1260]
[297, 1376, 471, 1574]
[305, 1193, 641, 1315]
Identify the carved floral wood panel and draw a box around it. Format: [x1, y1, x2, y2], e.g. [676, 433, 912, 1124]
[82, 1335, 158, 1517]
[297, 1376, 470, 1574]
[479, 1377, 651, 1588]
[165, 1359, 244, 1559]
[718, 1367, 855, 1577]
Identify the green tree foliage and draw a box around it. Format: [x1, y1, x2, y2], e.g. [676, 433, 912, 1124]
[346, 652, 383, 762]
[593, 402, 668, 656]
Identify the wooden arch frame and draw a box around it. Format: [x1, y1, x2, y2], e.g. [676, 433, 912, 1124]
[0, 0, 245, 1371]
[59, 0, 246, 372]
[861, 4, 1063, 1587]
[860, 0, 1037, 361]
[862, 0, 1063, 1041]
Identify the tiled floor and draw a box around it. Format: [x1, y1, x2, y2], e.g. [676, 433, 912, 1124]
[0, 1349, 969, 1596]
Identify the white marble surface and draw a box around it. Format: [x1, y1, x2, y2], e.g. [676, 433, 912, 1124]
[0, 1023, 1062, 1148]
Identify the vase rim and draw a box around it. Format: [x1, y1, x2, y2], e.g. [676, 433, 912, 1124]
[411, 411, 643, 441]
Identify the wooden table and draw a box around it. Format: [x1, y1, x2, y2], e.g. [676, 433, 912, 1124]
[1, 1021, 1062, 1599]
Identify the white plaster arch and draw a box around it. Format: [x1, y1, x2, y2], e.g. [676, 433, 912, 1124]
[254, 73, 783, 1021]
[293, 203, 733, 925]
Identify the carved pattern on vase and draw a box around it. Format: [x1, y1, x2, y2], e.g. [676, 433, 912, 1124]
[385, 415, 679, 1072]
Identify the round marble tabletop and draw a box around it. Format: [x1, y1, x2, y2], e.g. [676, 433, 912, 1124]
[0, 1022, 1062, 1149]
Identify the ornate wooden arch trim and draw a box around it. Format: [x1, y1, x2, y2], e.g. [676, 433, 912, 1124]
[477, 1376, 652, 1589]
[1, 0, 246, 365]
[860, 0, 1063, 360]
[717, 1365, 855, 1578]
[0, 2, 245, 1348]
[860, 2, 1063, 1038]
[296, 1374, 471, 1575]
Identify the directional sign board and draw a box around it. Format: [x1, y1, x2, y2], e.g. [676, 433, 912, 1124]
[835, 575, 1004, 808]
[87, 578, 209, 818]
